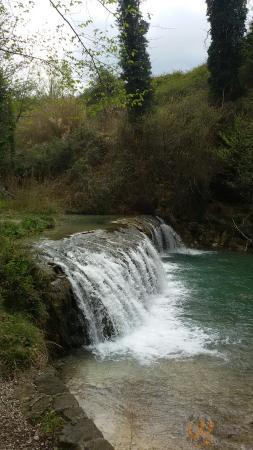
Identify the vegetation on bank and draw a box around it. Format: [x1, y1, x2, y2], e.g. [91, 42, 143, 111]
[0, 214, 55, 377]
[4, 64, 251, 217]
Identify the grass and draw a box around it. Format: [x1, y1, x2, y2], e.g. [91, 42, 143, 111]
[0, 207, 56, 377]
[38, 410, 65, 435]
[0, 215, 55, 239]
[153, 65, 209, 105]
[0, 311, 47, 377]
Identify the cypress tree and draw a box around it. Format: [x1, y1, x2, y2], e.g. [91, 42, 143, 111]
[206, 0, 247, 104]
[118, 0, 153, 119]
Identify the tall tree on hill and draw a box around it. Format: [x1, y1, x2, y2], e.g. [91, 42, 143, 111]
[206, 0, 247, 104]
[118, 0, 153, 119]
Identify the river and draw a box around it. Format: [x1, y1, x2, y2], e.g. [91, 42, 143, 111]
[42, 218, 253, 449]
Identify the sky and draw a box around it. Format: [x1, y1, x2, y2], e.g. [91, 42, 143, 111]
[24, 0, 253, 77]
[143, 0, 209, 74]
[82, 0, 210, 75]
[24, 0, 209, 76]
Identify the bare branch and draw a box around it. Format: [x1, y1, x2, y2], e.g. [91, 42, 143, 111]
[232, 217, 252, 251]
[49, 0, 103, 80]
[0, 47, 54, 64]
[96, 0, 117, 17]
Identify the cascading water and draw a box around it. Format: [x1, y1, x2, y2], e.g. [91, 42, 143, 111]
[147, 217, 184, 253]
[40, 218, 209, 360]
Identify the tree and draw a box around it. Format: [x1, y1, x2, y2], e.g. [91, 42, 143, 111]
[118, 0, 153, 118]
[0, 68, 14, 172]
[84, 68, 124, 113]
[206, 0, 247, 104]
[240, 21, 253, 89]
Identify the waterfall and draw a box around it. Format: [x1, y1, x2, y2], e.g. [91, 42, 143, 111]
[133, 216, 184, 253]
[40, 218, 184, 345]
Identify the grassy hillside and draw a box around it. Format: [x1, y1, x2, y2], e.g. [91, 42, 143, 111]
[10, 65, 252, 218]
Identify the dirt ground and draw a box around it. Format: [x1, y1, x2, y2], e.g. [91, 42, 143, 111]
[0, 379, 53, 450]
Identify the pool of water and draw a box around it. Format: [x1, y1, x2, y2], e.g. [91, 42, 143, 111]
[42, 214, 120, 240]
[60, 250, 253, 449]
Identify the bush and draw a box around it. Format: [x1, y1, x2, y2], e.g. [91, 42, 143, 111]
[0, 215, 55, 239]
[153, 66, 209, 105]
[16, 96, 86, 149]
[218, 114, 253, 201]
[0, 237, 48, 322]
[0, 311, 47, 377]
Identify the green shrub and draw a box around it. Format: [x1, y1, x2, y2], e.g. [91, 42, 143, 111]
[153, 66, 209, 105]
[0, 311, 47, 377]
[39, 411, 65, 434]
[218, 114, 253, 201]
[0, 237, 48, 322]
[0, 215, 55, 239]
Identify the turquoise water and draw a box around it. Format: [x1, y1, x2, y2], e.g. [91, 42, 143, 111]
[62, 250, 253, 449]
[171, 252, 253, 369]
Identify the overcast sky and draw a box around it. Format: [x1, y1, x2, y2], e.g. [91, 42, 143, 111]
[89, 0, 209, 75]
[27, 0, 253, 76]
[142, 0, 209, 74]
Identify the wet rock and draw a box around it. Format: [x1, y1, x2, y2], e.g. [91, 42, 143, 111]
[58, 418, 103, 449]
[29, 395, 52, 419]
[45, 275, 88, 351]
[21, 367, 115, 450]
[36, 373, 67, 396]
[62, 407, 88, 424]
[53, 393, 79, 412]
[83, 438, 114, 450]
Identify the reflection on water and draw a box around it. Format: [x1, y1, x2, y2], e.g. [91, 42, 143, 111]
[61, 251, 253, 450]
[43, 214, 120, 240]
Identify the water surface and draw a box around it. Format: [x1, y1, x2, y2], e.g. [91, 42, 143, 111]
[61, 250, 253, 449]
[43, 214, 120, 240]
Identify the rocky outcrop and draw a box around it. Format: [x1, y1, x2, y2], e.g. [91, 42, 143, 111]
[159, 204, 253, 252]
[19, 367, 114, 450]
[41, 263, 89, 353]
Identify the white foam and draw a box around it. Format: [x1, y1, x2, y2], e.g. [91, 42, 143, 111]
[89, 261, 215, 364]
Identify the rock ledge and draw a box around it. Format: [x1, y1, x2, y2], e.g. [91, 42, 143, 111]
[19, 367, 114, 450]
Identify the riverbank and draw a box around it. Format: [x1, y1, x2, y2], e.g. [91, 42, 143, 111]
[0, 376, 53, 450]
[0, 367, 114, 450]
[160, 202, 253, 252]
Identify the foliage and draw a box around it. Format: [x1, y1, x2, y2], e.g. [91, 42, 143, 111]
[0, 215, 54, 239]
[38, 411, 65, 435]
[7, 183, 61, 215]
[0, 311, 47, 377]
[218, 114, 253, 201]
[0, 236, 48, 321]
[118, 0, 153, 118]
[84, 68, 125, 114]
[153, 66, 209, 104]
[12, 65, 252, 217]
[14, 124, 106, 184]
[0, 214, 54, 324]
[0, 68, 15, 171]
[16, 96, 86, 150]
[240, 21, 253, 89]
[206, 0, 247, 103]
